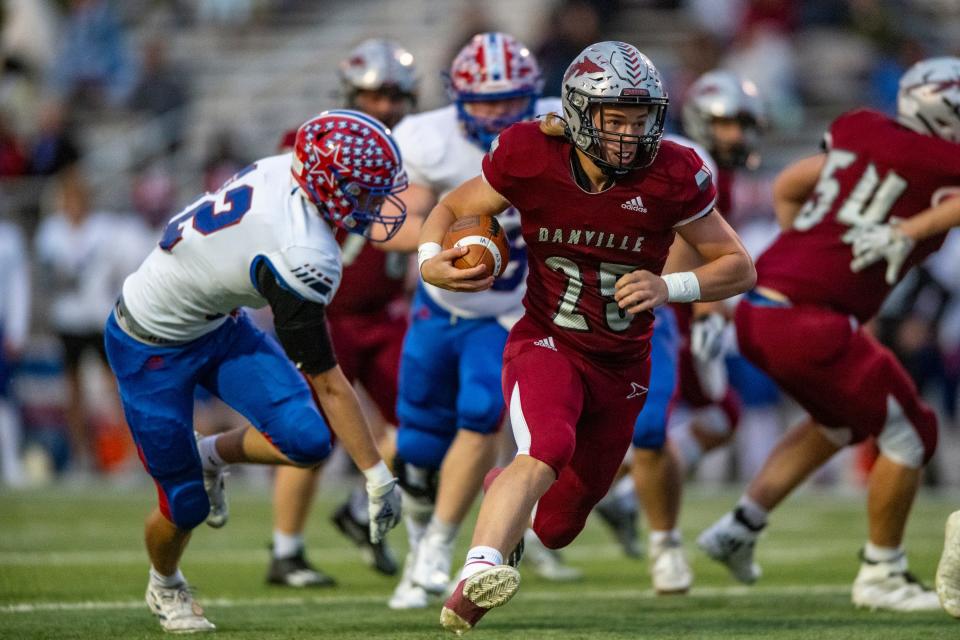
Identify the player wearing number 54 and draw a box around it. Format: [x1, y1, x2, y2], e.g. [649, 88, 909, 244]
[697, 57, 960, 613]
[416, 41, 755, 635]
[103, 110, 405, 633]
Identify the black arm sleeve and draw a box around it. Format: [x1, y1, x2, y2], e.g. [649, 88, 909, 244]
[256, 261, 337, 375]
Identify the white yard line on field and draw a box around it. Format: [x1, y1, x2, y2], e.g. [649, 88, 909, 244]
[0, 585, 852, 614]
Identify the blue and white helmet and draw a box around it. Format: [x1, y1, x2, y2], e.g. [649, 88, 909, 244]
[445, 32, 543, 150]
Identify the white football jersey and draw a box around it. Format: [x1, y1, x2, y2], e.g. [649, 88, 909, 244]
[122, 154, 342, 342]
[393, 98, 562, 327]
[35, 210, 153, 335]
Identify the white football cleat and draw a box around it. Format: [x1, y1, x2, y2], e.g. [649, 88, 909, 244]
[853, 552, 941, 612]
[697, 511, 762, 585]
[411, 533, 454, 595]
[937, 510, 960, 618]
[649, 539, 692, 594]
[145, 581, 216, 633]
[195, 432, 228, 529]
[521, 529, 582, 581]
[389, 551, 430, 610]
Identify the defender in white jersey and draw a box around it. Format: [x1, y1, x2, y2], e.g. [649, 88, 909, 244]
[105, 110, 404, 633]
[386, 32, 576, 610]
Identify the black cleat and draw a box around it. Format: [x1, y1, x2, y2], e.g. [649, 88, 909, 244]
[266, 548, 337, 588]
[331, 502, 399, 576]
[595, 501, 644, 559]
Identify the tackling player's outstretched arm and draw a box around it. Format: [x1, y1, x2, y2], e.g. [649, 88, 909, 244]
[256, 262, 400, 541]
[417, 175, 510, 292]
[614, 210, 756, 314]
[772, 154, 826, 230]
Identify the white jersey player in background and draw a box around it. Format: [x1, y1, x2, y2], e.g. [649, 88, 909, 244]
[104, 110, 403, 633]
[385, 32, 579, 611]
[0, 220, 29, 486]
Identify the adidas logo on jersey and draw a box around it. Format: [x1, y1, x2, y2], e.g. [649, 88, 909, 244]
[621, 196, 647, 213]
[533, 336, 557, 351]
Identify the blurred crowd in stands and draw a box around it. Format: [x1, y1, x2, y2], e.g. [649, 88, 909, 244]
[1, 0, 959, 487]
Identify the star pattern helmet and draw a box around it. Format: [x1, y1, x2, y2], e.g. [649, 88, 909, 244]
[897, 56, 960, 144]
[291, 109, 407, 242]
[681, 70, 765, 169]
[339, 39, 418, 104]
[561, 41, 668, 174]
[446, 32, 543, 150]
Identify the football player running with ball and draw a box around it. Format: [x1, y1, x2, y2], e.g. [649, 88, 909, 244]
[698, 57, 960, 612]
[105, 111, 404, 633]
[418, 41, 755, 634]
[385, 33, 579, 611]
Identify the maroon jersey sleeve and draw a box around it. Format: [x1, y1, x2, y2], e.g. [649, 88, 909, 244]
[671, 145, 718, 227]
[481, 122, 551, 206]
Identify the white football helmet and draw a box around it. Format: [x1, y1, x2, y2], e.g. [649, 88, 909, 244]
[339, 39, 418, 124]
[561, 41, 668, 174]
[897, 56, 960, 144]
[681, 70, 765, 169]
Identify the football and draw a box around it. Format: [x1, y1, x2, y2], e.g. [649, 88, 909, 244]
[442, 215, 511, 277]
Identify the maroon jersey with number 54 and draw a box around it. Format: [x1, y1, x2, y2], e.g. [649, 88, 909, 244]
[756, 109, 960, 322]
[481, 121, 717, 363]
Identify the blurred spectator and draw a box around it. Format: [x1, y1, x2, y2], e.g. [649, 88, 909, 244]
[202, 129, 248, 193]
[535, 1, 602, 97]
[28, 100, 81, 177]
[48, 0, 139, 111]
[0, 219, 29, 486]
[686, 0, 747, 41]
[195, 0, 253, 26]
[128, 37, 190, 153]
[0, 56, 42, 140]
[33, 170, 153, 473]
[867, 36, 926, 115]
[0, 0, 59, 77]
[0, 110, 27, 177]
[130, 161, 177, 231]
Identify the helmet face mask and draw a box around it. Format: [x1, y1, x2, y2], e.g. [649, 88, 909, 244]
[446, 32, 544, 150]
[291, 109, 408, 242]
[562, 42, 668, 175]
[681, 70, 765, 169]
[897, 56, 960, 144]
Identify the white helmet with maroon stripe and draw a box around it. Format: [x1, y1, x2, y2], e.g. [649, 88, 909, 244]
[445, 32, 543, 150]
[561, 41, 668, 174]
[898, 57, 960, 143]
[681, 70, 765, 169]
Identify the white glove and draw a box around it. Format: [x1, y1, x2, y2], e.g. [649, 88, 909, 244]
[364, 462, 402, 544]
[843, 222, 915, 285]
[690, 313, 727, 362]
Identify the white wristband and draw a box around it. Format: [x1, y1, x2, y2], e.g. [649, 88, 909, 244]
[362, 460, 393, 488]
[662, 272, 701, 303]
[417, 242, 442, 272]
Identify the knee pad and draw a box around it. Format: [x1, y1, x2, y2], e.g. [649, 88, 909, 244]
[533, 509, 588, 550]
[277, 410, 333, 465]
[394, 454, 439, 504]
[632, 412, 667, 450]
[396, 425, 454, 469]
[162, 478, 209, 530]
[878, 396, 937, 468]
[457, 380, 504, 434]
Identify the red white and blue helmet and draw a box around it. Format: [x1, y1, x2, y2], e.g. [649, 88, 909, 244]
[445, 32, 543, 150]
[291, 109, 407, 241]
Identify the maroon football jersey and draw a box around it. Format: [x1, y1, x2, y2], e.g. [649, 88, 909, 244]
[328, 231, 407, 316]
[482, 121, 717, 363]
[756, 109, 960, 322]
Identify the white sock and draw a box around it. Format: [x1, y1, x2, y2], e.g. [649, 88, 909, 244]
[425, 516, 459, 545]
[649, 528, 682, 547]
[735, 495, 768, 531]
[197, 434, 225, 473]
[348, 484, 369, 525]
[273, 530, 304, 559]
[150, 566, 186, 588]
[863, 541, 903, 564]
[459, 546, 503, 581]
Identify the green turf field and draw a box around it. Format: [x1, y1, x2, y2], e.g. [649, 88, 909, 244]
[0, 481, 955, 639]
